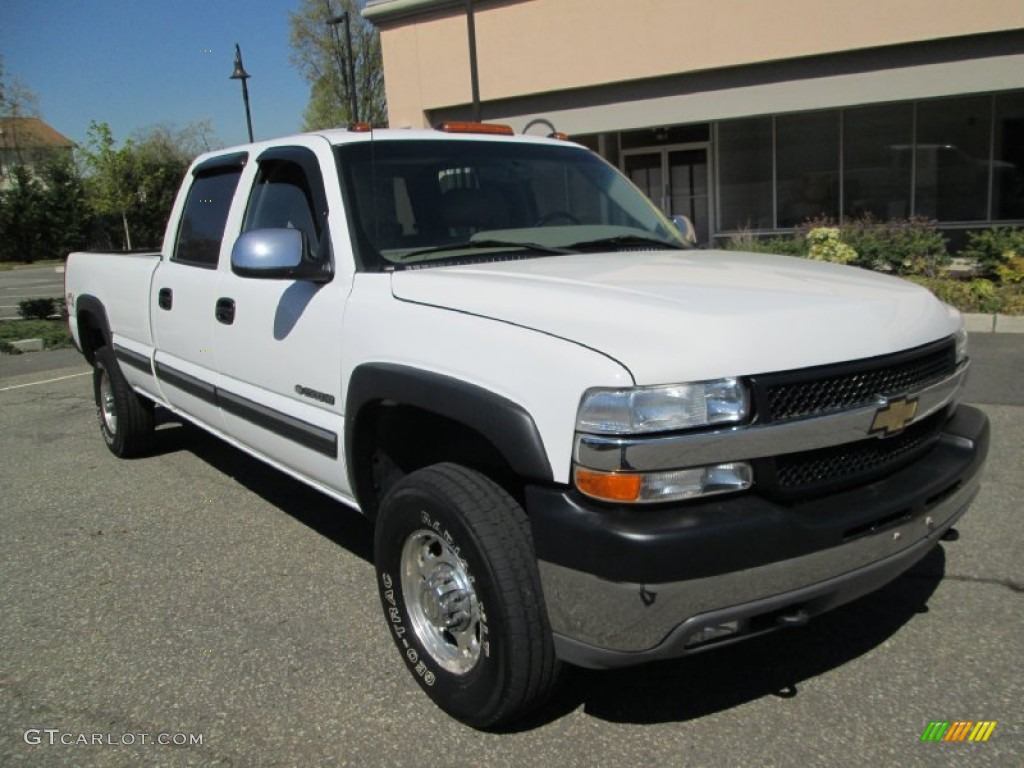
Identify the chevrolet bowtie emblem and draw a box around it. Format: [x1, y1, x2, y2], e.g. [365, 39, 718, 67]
[870, 396, 919, 436]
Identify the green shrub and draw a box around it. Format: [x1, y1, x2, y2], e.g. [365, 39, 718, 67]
[840, 215, 949, 277]
[806, 227, 857, 264]
[996, 256, 1024, 285]
[0, 318, 74, 353]
[960, 227, 1024, 278]
[906, 277, 1006, 314]
[722, 231, 806, 256]
[17, 297, 58, 320]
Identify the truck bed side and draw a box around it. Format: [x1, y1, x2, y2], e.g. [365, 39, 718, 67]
[66, 250, 161, 369]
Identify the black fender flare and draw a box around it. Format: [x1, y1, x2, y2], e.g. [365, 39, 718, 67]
[345, 363, 554, 502]
[74, 294, 112, 364]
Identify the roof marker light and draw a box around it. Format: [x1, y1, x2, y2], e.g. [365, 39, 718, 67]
[436, 121, 514, 136]
[349, 122, 372, 132]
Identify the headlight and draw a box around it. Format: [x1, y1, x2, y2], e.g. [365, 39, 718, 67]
[576, 378, 749, 435]
[954, 324, 968, 367]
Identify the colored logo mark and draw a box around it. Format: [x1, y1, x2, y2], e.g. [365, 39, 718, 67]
[920, 721, 997, 742]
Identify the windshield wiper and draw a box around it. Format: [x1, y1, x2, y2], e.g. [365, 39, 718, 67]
[397, 239, 576, 261]
[567, 234, 686, 251]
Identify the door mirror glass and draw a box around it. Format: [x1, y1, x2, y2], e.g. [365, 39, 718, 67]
[672, 215, 698, 245]
[230, 228, 332, 282]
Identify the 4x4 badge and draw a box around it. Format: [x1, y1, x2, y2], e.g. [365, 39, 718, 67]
[871, 396, 919, 436]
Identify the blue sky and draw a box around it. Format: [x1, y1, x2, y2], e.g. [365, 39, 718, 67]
[2, 0, 313, 151]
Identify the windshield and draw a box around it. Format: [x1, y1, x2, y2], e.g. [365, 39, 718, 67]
[336, 139, 686, 270]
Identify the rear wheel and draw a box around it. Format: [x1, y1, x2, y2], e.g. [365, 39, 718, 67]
[93, 346, 155, 457]
[374, 463, 560, 728]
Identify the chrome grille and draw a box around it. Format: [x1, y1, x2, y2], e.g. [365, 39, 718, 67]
[756, 340, 955, 423]
[772, 412, 944, 493]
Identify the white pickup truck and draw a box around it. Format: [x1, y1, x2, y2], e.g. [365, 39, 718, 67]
[65, 123, 989, 728]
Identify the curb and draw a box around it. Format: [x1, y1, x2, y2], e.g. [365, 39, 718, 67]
[963, 314, 1024, 334]
[8, 338, 45, 353]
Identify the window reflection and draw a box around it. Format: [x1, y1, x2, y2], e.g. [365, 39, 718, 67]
[843, 104, 913, 220]
[914, 96, 991, 221]
[776, 112, 839, 228]
[717, 118, 773, 231]
[993, 92, 1024, 220]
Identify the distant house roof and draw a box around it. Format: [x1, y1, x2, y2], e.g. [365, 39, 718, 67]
[0, 117, 74, 151]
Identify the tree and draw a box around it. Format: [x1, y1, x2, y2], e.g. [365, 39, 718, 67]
[80, 121, 140, 250]
[0, 166, 45, 262]
[0, 54, 43, 177]
[38, 158, 91, 260]
[289, 0, 388, 130]
[78, 121, 217, 251]
[0, 54, 41, 119]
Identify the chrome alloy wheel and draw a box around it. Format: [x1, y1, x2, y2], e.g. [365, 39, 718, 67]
[400, 529, 481, 674]
[99, 366, 117, 434]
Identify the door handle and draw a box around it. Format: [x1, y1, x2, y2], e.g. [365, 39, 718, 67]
[158, 288, 172, 310]
[215, 297, 236, 325]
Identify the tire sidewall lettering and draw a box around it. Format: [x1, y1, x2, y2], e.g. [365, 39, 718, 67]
[377, 496, 499, 710]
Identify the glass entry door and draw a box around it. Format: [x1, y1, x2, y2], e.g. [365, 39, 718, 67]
[624, 146, 710, 244]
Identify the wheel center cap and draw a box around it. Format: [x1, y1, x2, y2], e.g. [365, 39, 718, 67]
[420, 565, 472, 631]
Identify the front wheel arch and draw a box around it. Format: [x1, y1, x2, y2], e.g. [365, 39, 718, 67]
[345, 363, 553, 516]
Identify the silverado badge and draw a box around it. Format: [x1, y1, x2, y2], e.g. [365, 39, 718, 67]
[870, 396, 919, 436]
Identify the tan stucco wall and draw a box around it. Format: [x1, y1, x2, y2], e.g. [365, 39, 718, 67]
[373, 0, 1024, 127]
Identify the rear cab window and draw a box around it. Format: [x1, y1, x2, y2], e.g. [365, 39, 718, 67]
[172, 152, 247, 268]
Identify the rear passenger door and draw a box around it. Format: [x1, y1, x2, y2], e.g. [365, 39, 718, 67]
[213, 139, 350, 490]
[151, 152, 246, 432]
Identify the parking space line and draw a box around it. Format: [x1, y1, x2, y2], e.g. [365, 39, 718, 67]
[0, 371, 91, 392]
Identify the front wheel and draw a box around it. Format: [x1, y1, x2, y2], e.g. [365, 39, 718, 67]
[93, 346, 155, 458]
[374, 463, 560, 728]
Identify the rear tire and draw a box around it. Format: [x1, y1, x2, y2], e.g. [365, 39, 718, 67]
[93, 346, 155, 458]
[374, 463, 560, 728]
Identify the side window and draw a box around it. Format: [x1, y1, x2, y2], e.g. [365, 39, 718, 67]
[173, 166, 243, 267]
[242, 148, 330, 260]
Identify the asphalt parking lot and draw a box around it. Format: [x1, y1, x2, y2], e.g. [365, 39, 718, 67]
[0, 266, 66, 320]
[1, 337, 1021, 767]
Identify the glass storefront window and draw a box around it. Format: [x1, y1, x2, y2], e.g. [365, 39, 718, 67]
[993, 92, 1024, 220]
[717, 118, 773, 231]
[843, 104, 913, 220]
[776, 111, 840, 227]
[914, 95, 991, 221]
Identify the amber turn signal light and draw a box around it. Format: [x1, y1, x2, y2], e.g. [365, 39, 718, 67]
[574, 467, 642, 503]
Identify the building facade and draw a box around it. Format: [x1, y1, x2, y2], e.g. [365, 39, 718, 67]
[364, 0, 1024, 245]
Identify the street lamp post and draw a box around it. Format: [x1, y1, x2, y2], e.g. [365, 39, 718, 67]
[229, 43, 254, 143]
[326, 8, 359, 124]
[466, 0, 481, 122]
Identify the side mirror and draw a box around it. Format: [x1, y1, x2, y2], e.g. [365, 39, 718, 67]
[672, 215, 698, 246]
[230, 228, 332, 283]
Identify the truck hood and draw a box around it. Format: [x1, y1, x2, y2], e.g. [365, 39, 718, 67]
[390, 250, 958, 384]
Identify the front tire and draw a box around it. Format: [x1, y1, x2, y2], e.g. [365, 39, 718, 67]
[93, 346, 155, 458]
[374, 463, 560, 728]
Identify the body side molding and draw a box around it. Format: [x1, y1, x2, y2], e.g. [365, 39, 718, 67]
[113, 344, 154, 376]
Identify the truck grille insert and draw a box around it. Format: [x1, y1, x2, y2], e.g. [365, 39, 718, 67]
[755, 339, 955, 423]
[749, 338, 957, 500]
[772, 412, 944, 493]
